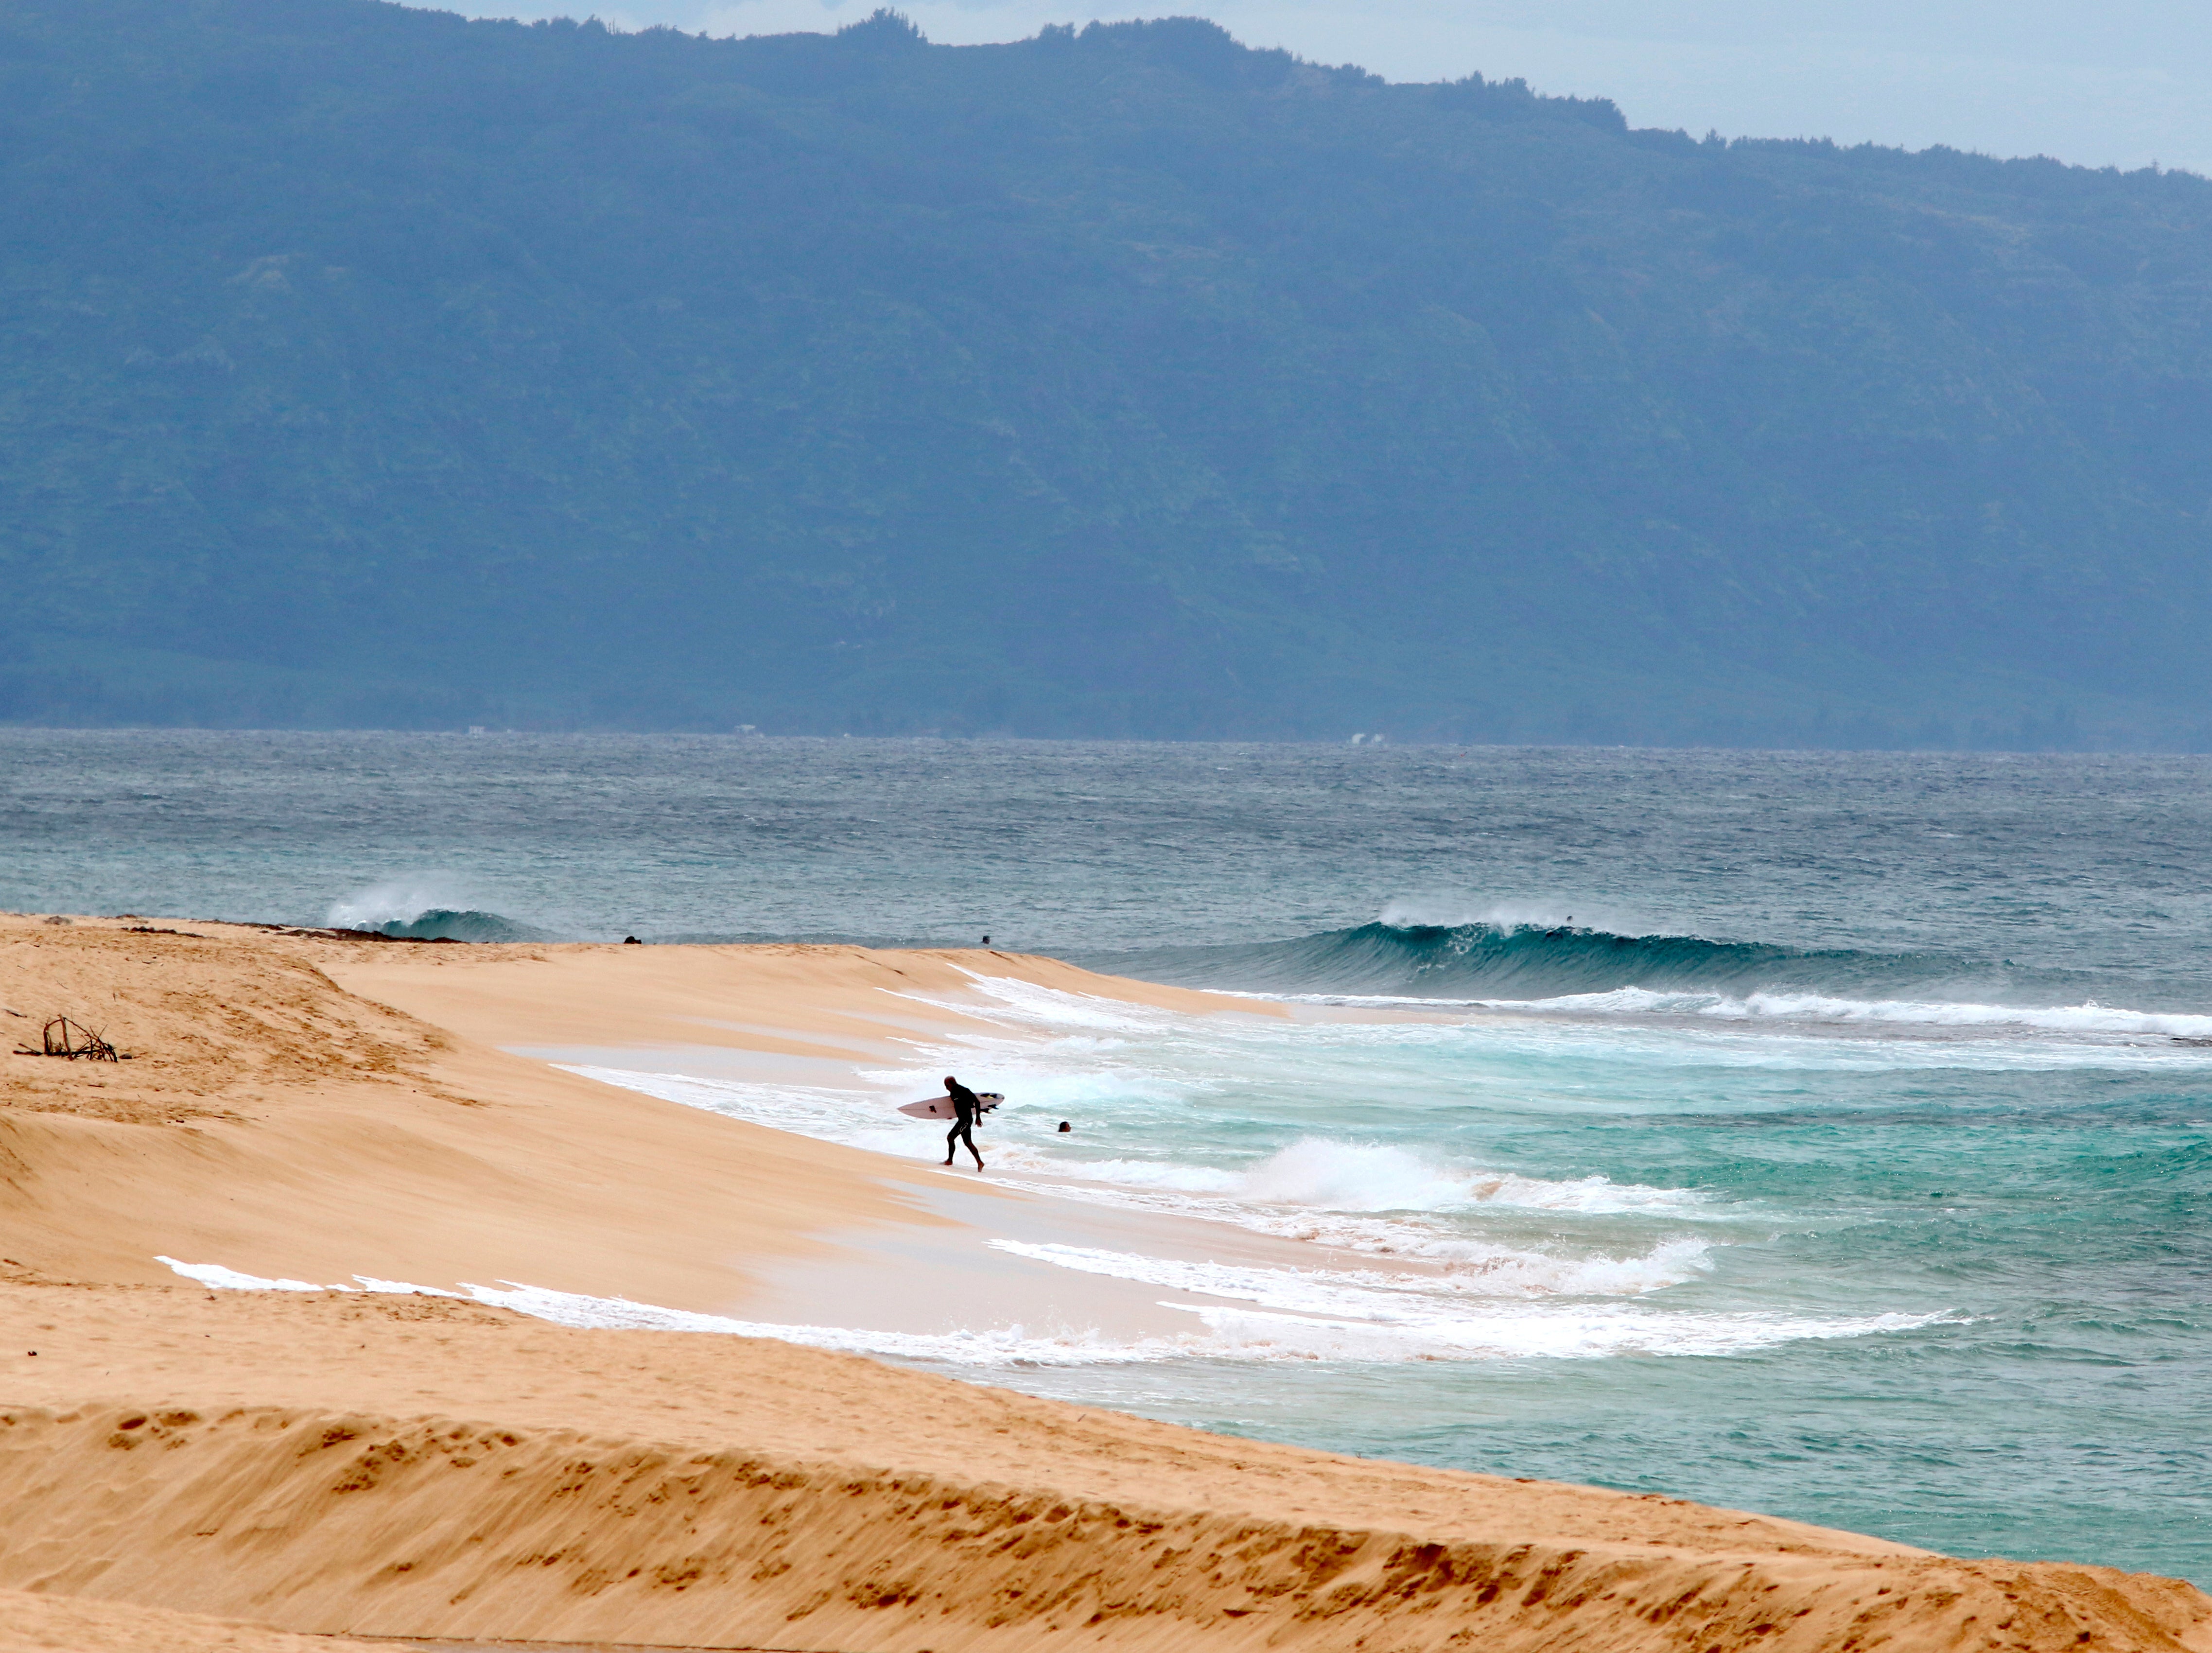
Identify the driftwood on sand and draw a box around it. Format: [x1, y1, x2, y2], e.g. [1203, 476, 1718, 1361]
[12, 1015, 124, 1061]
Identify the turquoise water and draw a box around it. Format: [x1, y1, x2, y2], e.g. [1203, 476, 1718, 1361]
[912, 993, 2210, 1579]
[4, 732, 2207, 1581]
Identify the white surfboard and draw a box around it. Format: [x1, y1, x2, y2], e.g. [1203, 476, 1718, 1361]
[899, 1091, 1003, 1120]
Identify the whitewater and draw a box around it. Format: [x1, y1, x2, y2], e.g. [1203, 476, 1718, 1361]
[3, 731, 2207, 1584]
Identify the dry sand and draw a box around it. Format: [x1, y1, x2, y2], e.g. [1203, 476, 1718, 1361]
[0, 1586, 396, 1653]
[1, 913, 2206, 1653]
[0, 914, 1135, 1303]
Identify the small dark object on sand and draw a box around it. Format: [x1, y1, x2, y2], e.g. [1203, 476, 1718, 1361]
[1059, 1120, 1072, 1132]
[15, 1016, 122, 1062]
[624, 936, 642, 944]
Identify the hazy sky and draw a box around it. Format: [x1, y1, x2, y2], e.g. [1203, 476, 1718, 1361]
[459, 0, 2211, 175]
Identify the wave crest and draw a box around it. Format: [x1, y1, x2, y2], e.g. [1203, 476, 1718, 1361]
[353, 906, 545, 942]
[1090, 915, 2185, 1021]
[327, 877, 547, 942]
[1126, 919, 1947, 998]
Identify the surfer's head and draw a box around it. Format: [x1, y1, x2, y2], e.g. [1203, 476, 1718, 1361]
[943, 1075, 958, 1088]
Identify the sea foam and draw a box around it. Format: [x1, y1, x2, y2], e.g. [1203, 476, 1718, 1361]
[987, 1237, 1713, 1305]
[1276, 986, 2212, 1041]
[158, 1256, 1943, 1368]
[559, 1065, 1707, 1260]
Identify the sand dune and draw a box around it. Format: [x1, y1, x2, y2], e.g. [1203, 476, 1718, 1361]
[8, 1284, 2207, 1653]
[2, 915, 2207, 1652]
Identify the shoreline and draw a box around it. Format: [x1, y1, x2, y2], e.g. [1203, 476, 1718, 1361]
[1, 911, 2207, 1652]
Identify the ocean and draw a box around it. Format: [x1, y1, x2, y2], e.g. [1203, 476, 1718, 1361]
[4, 730, 2206, 1583]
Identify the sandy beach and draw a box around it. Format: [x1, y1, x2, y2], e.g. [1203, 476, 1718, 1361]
[1, 911, 2207, 1652]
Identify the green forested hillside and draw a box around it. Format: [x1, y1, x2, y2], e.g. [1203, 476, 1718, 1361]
[4, 0, 2212, 744]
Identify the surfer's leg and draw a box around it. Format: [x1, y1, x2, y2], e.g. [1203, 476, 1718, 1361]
[945, 1120, 959, 1166]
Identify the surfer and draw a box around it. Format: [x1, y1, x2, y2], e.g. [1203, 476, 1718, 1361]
[942, 1074, 986, 1171]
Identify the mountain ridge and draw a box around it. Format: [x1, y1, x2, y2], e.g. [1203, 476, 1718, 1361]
[4, 0, 2210, 745]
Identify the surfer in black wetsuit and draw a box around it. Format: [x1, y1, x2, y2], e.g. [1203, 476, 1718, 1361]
[942, 1073, 986, 1170]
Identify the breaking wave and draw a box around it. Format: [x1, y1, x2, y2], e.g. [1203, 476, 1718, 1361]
[556, 1066, 1728, 1288]
[1088, 913, 2196, 1029]
[1101, 919, 1975, 999]
[327, 878, 550, 942]
[350, 906, 547, 942]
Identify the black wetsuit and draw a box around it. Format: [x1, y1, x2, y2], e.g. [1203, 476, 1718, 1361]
[944, 1079, 985, 1166]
